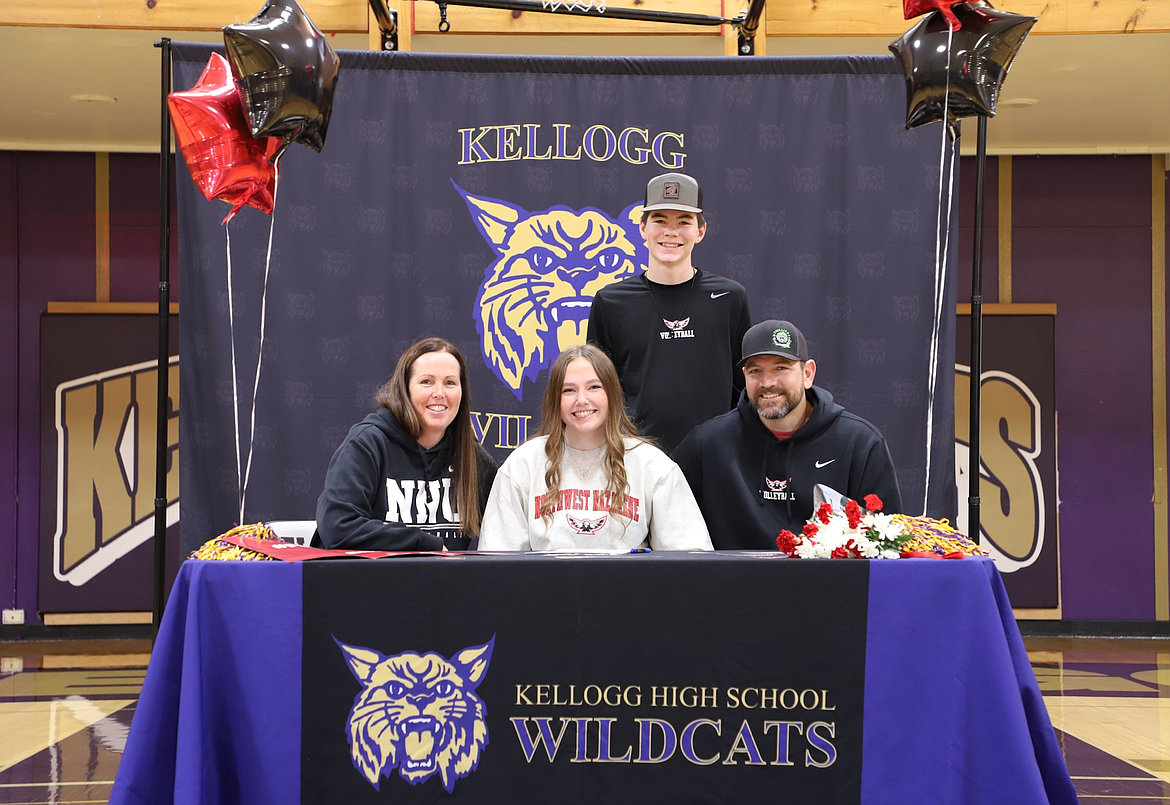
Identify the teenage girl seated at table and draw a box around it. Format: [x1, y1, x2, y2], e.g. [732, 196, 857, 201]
[478, 344, 712, 552]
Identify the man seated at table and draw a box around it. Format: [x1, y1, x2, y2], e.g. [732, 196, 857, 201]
[673, 319, 902, 549]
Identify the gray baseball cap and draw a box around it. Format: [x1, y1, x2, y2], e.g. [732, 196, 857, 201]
[739, 320, 811, 366]
[643, 173, 703, 214]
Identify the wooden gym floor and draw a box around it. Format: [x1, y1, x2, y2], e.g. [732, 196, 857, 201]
[0, 635, 1167, 803]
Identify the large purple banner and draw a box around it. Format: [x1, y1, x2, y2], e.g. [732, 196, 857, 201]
[173, 46, 958, 552]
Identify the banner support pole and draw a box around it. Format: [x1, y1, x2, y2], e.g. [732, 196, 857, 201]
[968, 115, 987, 544]
[151, 36, 173, 641]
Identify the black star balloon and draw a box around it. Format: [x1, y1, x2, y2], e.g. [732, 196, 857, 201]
[889, 1, 1036, 132]
[223, 0, 340, 158]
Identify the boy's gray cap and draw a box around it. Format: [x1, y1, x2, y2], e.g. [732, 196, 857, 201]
[643, 173, 703, 214]
[739, 320, 811, 366]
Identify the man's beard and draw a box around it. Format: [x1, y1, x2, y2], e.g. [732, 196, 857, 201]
[754, 387, 803, 421]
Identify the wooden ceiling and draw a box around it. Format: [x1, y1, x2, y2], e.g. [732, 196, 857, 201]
[5, 0, 1166, 35]
[2, 0, 1168, 154]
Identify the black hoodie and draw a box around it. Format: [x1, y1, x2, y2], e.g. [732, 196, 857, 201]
[673, 386, 902, 549]
[314, 407, 497, 551]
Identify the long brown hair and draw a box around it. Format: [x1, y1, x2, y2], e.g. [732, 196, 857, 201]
[375, 337, 484, 537]
[536, 344, 644, 524]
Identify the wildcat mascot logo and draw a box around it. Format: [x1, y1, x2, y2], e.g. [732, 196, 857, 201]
[455, 181, 644, 398]
[335, 635, 495, 793]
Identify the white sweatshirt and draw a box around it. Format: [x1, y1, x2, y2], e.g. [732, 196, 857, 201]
[479, 437, 713, 552]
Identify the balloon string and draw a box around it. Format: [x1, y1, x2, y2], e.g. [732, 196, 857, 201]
[225, 223, 244, 524]
[922, 24, 956, 516]
[239, 162, 281, 524]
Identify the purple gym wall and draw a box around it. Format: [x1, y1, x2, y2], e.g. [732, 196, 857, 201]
[0, 149, 1163, 622]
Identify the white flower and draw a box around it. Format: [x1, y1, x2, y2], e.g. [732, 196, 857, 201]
[781, 497, 911, 560]
[870, 515, 906, 544]
[796, 540, 829, 559]
[818, 519, 848, 543]
[854, 538, 880, 559]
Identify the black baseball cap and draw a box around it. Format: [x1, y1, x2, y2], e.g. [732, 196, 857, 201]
[739, 320, 811, 366]
[643, 173, 703, 214]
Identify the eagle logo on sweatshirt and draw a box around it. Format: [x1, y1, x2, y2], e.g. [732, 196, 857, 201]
[663, 316, 691, 331]
[567, 513, 608, 535]
[762, 476, 796, 502]
[765, 477, 789, 492]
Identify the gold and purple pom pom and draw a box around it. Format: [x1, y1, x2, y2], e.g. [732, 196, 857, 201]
[891, 514, 988, 558]
[189, 522, 280, 561]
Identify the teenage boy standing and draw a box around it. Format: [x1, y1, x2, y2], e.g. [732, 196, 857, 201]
[587, 172, 751, 453]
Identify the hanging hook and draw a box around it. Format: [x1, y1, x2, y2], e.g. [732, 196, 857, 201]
[438, 2, 450, 31]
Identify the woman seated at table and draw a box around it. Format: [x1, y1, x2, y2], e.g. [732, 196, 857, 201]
[314, 337, 496, 551]
[479, 344, 712, 552]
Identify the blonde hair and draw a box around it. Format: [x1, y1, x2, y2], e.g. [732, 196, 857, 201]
[536, 344, 646, 524]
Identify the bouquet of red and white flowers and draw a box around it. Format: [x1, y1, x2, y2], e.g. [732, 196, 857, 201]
[776, 494, 912, 559]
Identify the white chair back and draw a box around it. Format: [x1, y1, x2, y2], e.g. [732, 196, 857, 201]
[267, 520, 317, 546]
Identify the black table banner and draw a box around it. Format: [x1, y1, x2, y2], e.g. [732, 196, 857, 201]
[301, 554, 868, 804]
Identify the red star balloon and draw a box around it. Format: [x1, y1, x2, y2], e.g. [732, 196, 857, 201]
[168, 53, 279, 224]
[890, 2, 1036, 132]
[223, 0, 340, 159]
[903, 0, 968, 30]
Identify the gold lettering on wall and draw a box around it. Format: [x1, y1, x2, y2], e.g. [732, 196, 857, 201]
[54, 358, 180, 586]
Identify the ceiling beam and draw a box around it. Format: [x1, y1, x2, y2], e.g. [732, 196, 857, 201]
[2, 0, 1167, 34]
[413, 0, 727, 35]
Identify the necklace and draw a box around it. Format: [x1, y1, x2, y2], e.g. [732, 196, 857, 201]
[644, 269, 698, 330]
[565, 444, 603, 479]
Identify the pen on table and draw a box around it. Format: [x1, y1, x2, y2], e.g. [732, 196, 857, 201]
[630, 548, 651, 553]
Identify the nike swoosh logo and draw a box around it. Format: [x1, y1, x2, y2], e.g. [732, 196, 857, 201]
[815, 459, 835, 468]
[710, 292, 730, 299]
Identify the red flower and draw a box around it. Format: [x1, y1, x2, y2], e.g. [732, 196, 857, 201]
[864, 494, 883, 513]
[831, 546, 850, 559]
[845, 499, 862, 529]
[816, 502, 834, 525]
[802, 523, 819, 538]
[776, 530, 799, 556]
